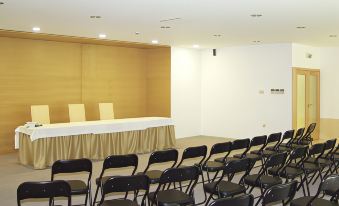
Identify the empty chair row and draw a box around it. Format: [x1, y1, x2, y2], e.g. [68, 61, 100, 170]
[31, 103, 114, 124]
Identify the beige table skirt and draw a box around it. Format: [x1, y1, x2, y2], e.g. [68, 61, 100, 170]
[18, 125, 176, 169]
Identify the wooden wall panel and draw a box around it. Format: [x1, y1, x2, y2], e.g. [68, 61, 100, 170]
[0, 37, 82, 153]
[146, 48, 171, 117]
[81, 44, 147, 120]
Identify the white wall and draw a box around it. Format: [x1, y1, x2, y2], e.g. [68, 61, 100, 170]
[171, 47, 202, 138]
[200, 44, 293, 138]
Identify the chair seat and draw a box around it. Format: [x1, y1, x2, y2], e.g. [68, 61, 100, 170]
[268, 166, 303, 179]
[66, 180, 88, 195]
[101, 199, 139, 206]
[96, 176, 114, 186]
[265, 146, 276, 151]
[244, 174, 282, 189]
[303, 162, 321, 173]
[202, 161, 224, 172]
[242, 153, 261, 161]
[306, 157, 332, 166]
[291, 197, 338, 206]
[137, 170, 163, 184]
[214, 156, 240, 163]
[261, 150, 276, 157]
[148, 189, 194, 206]
[203, 181, 246, 197]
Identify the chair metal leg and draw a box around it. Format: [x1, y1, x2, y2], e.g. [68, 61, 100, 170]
[93, 185, 100, 206]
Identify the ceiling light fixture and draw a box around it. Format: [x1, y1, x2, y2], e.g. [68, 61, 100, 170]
[135, 32, 140, 35]
[160, 26, 171, 29]
[193, 45, 200, 48]
[296, 26, 306, 29]
[160, 17, 181, 22]
[250, 14, 262, 17]
[253, 40, 261, 43]
[32, 27, 41, 32]
[151, 40, 159, 44]
[98, 33, 107, 39]
[213, 34, 222, 37]
[329, 35, 337, 38]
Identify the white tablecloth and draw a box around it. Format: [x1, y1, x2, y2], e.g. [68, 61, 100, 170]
[15, 117, 173, 149]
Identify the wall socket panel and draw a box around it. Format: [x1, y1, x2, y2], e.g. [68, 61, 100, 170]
[271, 89, 285, 94]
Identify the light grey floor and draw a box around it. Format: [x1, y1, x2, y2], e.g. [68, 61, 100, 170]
[0, 136, 328, 205]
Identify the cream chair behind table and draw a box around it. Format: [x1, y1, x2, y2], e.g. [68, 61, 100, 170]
[30, 105, 50, 124]
[99, 103, 115, 120]
[68, 104, 86, 122]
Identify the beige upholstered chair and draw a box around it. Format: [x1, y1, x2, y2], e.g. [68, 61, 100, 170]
[99, 103, 115, 120]
[31, 105, 50, 124]
[68, 104, 86, 122]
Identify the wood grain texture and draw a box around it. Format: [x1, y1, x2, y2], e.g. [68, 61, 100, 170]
[0, 36, 171, 154]
[146, 48, 171, 117]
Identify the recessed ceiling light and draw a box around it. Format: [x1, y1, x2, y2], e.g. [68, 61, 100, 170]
[90, 16, 101, 19]
[213, 34, 222, 37]
[160, 26, 171, 29]
[32, 27, 40, 32]
[250, 14, 262, 18]
[98, 33, 107, 39]
[329, 34, 337, 38]
[296, 26, 306, 29]
[151, 40, 159, 44]
[193, 45, 200, 48]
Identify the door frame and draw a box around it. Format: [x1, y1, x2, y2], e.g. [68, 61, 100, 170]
[292, 67, 320, 139]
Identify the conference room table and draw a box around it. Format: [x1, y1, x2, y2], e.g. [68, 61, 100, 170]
[15, 117, 176, 169]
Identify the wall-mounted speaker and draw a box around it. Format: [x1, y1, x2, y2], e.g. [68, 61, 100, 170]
[213, 49, 217, 56]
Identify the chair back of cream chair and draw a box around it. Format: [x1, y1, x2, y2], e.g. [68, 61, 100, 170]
[99, 103, 115, 120]
[31, 105, 51, 124]
[68, 104, 86, 122]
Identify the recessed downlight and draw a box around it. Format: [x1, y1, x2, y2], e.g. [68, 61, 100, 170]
[32, 27, 40, 32]
[98, 33, 107, 39]
[151, 40, 159, 44]
[296, 26, 306, 29]
[329, 34, 337, 38]
[193, 45, 200, 48]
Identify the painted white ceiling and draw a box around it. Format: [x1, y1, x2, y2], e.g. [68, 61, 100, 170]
[0, 0, 339, 48]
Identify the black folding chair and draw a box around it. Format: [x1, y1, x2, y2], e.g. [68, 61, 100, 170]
[203, 158, 253, 205]
[209, 194, 254, 206]
[148, 166, 200, 206]
[244, 152, 288, 206]
[261, 181, 298, 206]
[201, 142, 232, 182]
[93, 154, 138, 205]
[268, 146, 308, 196]
[51, 158, 92, 206]
[215, 139, 250, 162]
[276, 130, 295, 152]
[176, 145, 207, 168]
[235, 136, 267, 166]
[252, 132, 282, 158]
[291, 174, 339, 206]
[298, 123, 316, 146]
[291, 128, 305, 147]
[138, 149, 178, 184]
[17, 180, 71, 206]
[98, 175, 150, 206]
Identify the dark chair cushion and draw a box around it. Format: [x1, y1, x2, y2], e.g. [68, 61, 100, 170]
[202, 161, 224, 172]
[101, 199, 139, 206]
[148, 189, 194, 206]
[303, 162, 321, 173]
[66, 180, 88, 195]
[291, 197, 338, 206]
[242, 153, 261, 162]
[203, 181, 246, 197]
[142, 170, 163, 184]
[268, 166, 303, 179]
[244, 174, 282, 189]
[214, 156, 240, 163]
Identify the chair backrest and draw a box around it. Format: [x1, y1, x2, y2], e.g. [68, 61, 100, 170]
[209, 194, 254, 206]
[262, 181, 298, 206]
[31, 105, 50, 124]
[295, 128, 305, 139]
[249, 135, 267, 148]
[210, 141, 232, 155]
[266, 132, 282, 145]
[309, 174, 339, 204]
[157, 166, 200, 196]
[265, 152, 288, 169]
[99, 103, 114, 120]
[177, 145, 207, 167]
[51, 159, 92, 180]
[323, 139, 337, 157]
[308, 143, 325, 158]
[232, 138, 250, 150]
[282, 130, 295, 143]
[99, 154, 138, 180]
[68, 104, 86, 122]
[17, 180, 71, 206]
[221, 158, 253, 184]
[144, 149, 178, 172]
[304, 123, 316, 138]
[289, 146, 308, 162]
[100, 175, 149, 205]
